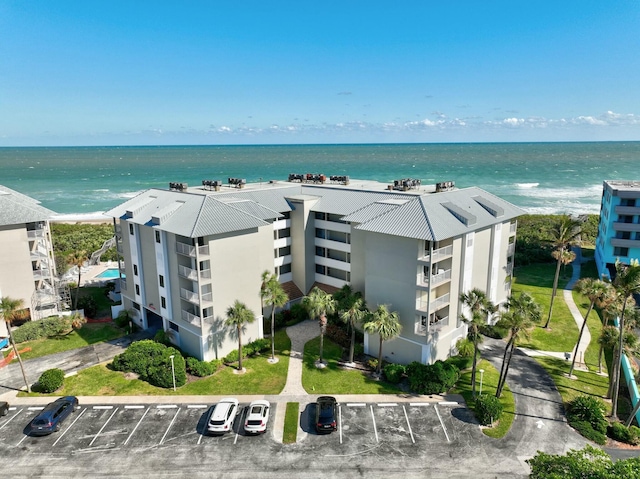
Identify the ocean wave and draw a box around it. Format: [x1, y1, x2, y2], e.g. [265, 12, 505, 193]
[510, 184, 601, 200]
[515, 182, 539, 188]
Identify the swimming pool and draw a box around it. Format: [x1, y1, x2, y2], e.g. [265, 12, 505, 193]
[95, 268, 124, 280]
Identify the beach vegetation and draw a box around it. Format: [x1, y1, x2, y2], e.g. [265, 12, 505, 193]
[51, 223, 118, 267]
[1, 296, 32, 392]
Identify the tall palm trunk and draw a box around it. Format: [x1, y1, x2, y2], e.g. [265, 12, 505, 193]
[496, 337, 515, 398]
[376, 337, 384, 375]
[569, 302, 593, 377]
[611, 302, 628, 419]
[237, 326, 243, 371]
[471, 335, 479, 398]
[349, 322, 356, 364]
[598, 343, 604, 375]
[270, 307, 276, 360]
[319, 313, 327, 364]
[8, 327, 30, 393]
[544, 252, 563, 328]
[496, 341, 515, 398]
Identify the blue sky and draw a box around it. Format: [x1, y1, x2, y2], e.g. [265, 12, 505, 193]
[2, 1, 640, 146]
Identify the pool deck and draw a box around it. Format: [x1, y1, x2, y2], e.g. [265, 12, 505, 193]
[79, 262, 121, 287]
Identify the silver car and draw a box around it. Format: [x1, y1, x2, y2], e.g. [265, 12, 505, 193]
[207, 398, 238, 434]
[244, 400, 270, 434]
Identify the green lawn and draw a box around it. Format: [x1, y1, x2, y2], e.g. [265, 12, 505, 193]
[20, 330, 291, 397]
[301, 336, 404, 394]
[283, 402, 299, 443]
[15, 322, 125, 361]
[453, 359, 515, 438]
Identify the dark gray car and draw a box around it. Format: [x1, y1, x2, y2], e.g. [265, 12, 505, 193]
[28, 396, 79, 436]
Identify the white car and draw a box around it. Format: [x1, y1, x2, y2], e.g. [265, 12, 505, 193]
[207, 398, 239, 434]
[244, 400, 270, 434]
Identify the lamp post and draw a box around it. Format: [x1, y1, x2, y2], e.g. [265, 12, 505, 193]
[169, 355, 176, 392]
[479, 369, 485, 396]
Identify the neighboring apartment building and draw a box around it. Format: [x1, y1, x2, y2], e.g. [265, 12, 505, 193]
[595, 180, 640, 280]
[107, 178, 523, 365]
[0, 186, 59, 336]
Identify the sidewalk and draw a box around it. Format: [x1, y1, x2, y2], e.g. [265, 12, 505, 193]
[519, 245, 591, 369]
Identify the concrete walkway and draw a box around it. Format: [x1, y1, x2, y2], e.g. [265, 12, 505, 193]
[519, 246, 592, 370]
[280, 319, 320, 395]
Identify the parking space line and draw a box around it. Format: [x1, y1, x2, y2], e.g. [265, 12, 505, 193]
[369, 405, 379, 443]
[338, 404, 343, 445]
[187, 405, 208, 409]
[0, 408, 23, 431]
[377, 403, 398, 407]
[124, 406, 150, 445]
[159, 407, 181, 445]
[346, 403, 366, 407]
[93, 406, 114, 410]
[438, 401, 459, 406]
[124, 405, 145, 409]
[409, 403, 431, 407]
[434, 405, 450, 443]
[16, 433, 28, 447]
[402, 405, 415, 444]
[89, 407, 119, 446]
[157, 405, 177, 409]
[27, 406, 44, 411]
[52, 407, 86, 447]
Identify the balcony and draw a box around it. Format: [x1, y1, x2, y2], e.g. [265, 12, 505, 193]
[613, 222, 640, 233]
[507, 242, 515, 256]
[32, 269, 53, 281]
[180, 287, 200, 304]
[200, 269, 211, 280]
[429, 315, 449, 332]
[415, 322, 427, 336]
[419, 244, 453, 262]
[182, 309, 202, 327]
[615, 205, 640, 216]
[431, 293, 450, 311]
[198, 244, 210, 256]
[27, 229, 46, 240]
[509, 222, 517, 234]
[176, 242, 196, 257]
[611, 238, 640, 248]
[431, 269, 451, 286]
[201, 292, 213, 303]
[178, 265, 198, 281]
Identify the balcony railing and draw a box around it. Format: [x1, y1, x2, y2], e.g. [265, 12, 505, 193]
[178, 265, 198, 281]
[201, 292, 213, 303]
[415, 322, 427, 336]
[180, 287, 199, 304]
[420, 244, 453, 262]
[200, 269, 211, 279]
[509, 222, 517, 234]
[507, 242, 515, 256]
[176, 242, 196, 257]
[430, 293, 450, 311]
[182, 309, 201, 327]
[198, 245, 210, 256]
[27, 229, 46, 240]
[429, 315, 449, 332]
[431, 269, 451, 286]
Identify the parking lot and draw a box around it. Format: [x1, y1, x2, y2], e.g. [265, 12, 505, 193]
[0, 399, 479, 456]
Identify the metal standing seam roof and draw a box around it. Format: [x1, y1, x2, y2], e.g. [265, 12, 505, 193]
[0, 185, 57, 226]
[213, 185, 301, 213]
[302, 187, 415, 215]
[215, 197, 283, 221]
[356, 187, 524, 241]
[105, 189, 272, 238]
[341, 201, 404, 224]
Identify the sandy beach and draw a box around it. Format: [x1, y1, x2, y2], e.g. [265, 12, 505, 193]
[50, 212, 113, 225]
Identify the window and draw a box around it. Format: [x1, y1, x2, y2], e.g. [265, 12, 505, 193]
[327, 249, 349, 263]
[327, 213, 345, 224]
[315, 246, 326, 257]
[132, 302, 140, 311]
[278, 246, 291, 256]
[161, 296, 166, 309]
[314, 212, 325, 220]
[279, 263, 292, 274]
[315, 228, 326, 239]
[155, 230, 161, 243]
[133, 264, 138, 276]
[169, 321, 179, 332]
[129, 223, 134, 235]
[614, 247, 629, 257]
[159, 275, 164, 287]
[135, 284, 140, 295]
[315, 264, 326, 275]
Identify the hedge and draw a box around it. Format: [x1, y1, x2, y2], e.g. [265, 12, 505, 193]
[608, 422, 640, 445]
[38, 368, 65, 393]
[406, 360, 460, 395]
[475, 394, 503, 426]
[223, 338, 271, 364]
[13, 316, 75, 343]
[186, 357, 221, 377]
[111, 340, 186, 388]
[383, 363, 406, 384]
[566, 396, 607, 435]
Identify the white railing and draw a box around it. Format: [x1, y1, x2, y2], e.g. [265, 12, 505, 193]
[507, 242, 515, 255]
[27, 229, 46, 240]
[420, 244, 453, 262]
[182, 309, 201, 327]
[201, 292, 213, 302]
[200, 269, 211, 279]
[415, 322, 427, 336]
[416, 300, 429, 313]
[509, 222, 517, 234]
[178, 265, 198, 281]
[176, 242, 196, 257]
[180, 287, 199, 303]
[430, 293, 450, 311]
[430, 315, 449, 331]
[431, 269, 452, 286]
[416, 273, 429, 287]
[198, 245, 210, 256]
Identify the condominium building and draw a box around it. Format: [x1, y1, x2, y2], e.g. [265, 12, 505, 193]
[107, 177, 523, 365]
[0, 186, 59, 336]
[595, 180, 640, 279]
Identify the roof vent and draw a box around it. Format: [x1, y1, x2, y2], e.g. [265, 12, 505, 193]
[124, 196, 156, 218]
[441, 201, 477, 226]
[228, 178, 247, 188]
[472, 195, 504, 218]
[202, 179, 223, 191]
[169, 182, 188, 191]
[436, 181, 455, 192]
[390, 178, 421, 191]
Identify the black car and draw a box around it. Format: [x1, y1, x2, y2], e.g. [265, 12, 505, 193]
[0, 401, 9, 416]
[28, 396, 79, 436]
[315, 396, 338, 434]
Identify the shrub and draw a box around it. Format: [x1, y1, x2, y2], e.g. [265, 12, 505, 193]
[326, 324, 350, 349]
[353, 343, 364, 359]
[77, 296, 98, 318]
[571, 420, 607, 445]
[186, 357, 216, 377]
[13, 316, 71, 343]
[154, 330, 171, 345]
[608, 422, 640, 445]
[115, 310, 132, 328]
[224, 349, 239, 364]
[566, 395, 607, 435]
[446, 355, 473, 371]
[38, 368, 65, 393]
[289, 303, 308, 324]
[455, 338, 474, 358]
[251, 338, 270, 352]
[383, 363, 406, 384]
[478, 323, 508, 339]
[475, 394, 503, 426]
[111, 340, 186, 388]
[366, 358, 378, 371]
[406, 360, 460, 395]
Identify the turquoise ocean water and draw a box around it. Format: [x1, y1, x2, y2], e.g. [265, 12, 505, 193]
[1, 142, 638, 216]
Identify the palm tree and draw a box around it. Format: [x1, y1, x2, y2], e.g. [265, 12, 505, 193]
[339, 289, 367, 365]
[568, 278, 610, 377]
[259, 270, 271, 316]
[544, 216, 581, 329]
[0, 297, 31, 392]
[261, 274, 289, 361]
[459, 288, 496, 398]
[302, 287, 336, 365]
[363, 304, 402, 376]
[597, 325, 618, 376]
[495, 292, 542, 398]
[610, 259, 640, 420]
[67, 250, 88, 310]
[225, 300, 255, 371]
